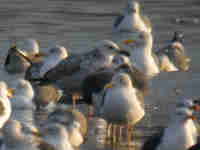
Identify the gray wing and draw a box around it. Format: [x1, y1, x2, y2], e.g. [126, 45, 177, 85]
[113, 15, 125, 28]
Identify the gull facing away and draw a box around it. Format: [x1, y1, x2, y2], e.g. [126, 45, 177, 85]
[99, 73, 145, 147]
[124, 31, 160, 78]
[0, 81, 13, 129]
[4, 39, 47, 74]
[113, 0, 151, 33]
[141, 99, 199, 150]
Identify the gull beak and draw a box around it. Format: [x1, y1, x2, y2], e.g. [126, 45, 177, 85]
[123, 39, 136, 45]
[34, 52, 48, 57]
[17, 49, 28, 58]
[7, 88, 13, 99]
[191, 105, 199, 111]
[188, 115, 196, 120]
[104, 83, 112, 89]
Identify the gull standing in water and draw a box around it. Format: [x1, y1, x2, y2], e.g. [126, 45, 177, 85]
[141, 99, 199, 150]
[82, 54, 148, 119]
[124, 31, 160, 78]
[113, 0, 151, 33]
[39, 123, 74, 150]
[2, 120, 58, 150]
[25, 40, 122, 108]
[10, 79, 38, 133]
[44, 105, 87, 148]
[0, 81, 13, 129]
[155, 31, 190, 72]
[99, 73, 145, 147]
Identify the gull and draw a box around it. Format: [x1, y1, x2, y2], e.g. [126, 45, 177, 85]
[82, 54, 148, 119]
[25, 40, 122, 108]
[99, 73, 145, 147]
[33, 82, 63, 110]
[141, 99, 199, 150]
[25, 45, 68, 80]
[113, 0, 151, 33]
[2, 119, 58, 150]
[4, 39, 46, 74]
[155, 31, 190, 72]
[10, 79, 37, 133]
[0, 81, 13, 129]
[39, 123, 74, 150]
[26, 40, 121, 81]
[44, 105, 87, 148]
[124, 31, 160, 78]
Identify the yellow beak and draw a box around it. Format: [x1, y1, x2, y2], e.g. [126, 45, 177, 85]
[123, 39, 136, 45]
[191, 105, 199, 111]
[104, 83, 112, 89]
[7, 88, 13, 99]
[188, 115, 196, 120]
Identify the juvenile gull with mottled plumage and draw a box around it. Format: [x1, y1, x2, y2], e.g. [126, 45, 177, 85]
[155, 31, 190, 72]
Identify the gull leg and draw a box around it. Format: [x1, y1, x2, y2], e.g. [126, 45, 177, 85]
[106, 123, 112, 139]
[112, 124, 117, 145]
[119, 125, 124, 144]
[88, 105, 93, 120]
[126, 125, 132, 148]
[72, 92, 79, 109]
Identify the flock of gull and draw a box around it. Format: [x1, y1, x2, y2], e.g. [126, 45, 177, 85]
[0, 0, 199, 150]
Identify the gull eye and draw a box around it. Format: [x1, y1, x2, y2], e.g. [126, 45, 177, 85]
[108, 46, 114, 49]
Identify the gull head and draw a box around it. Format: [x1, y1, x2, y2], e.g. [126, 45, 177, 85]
[48, 45, 68, 60]
[127, 0, 140, 14]
[112, 54, 131, 68]
[15, 38, 39, 58]
[0, 81, 12, 99]
[13, 79, 34, 100]
[176, 98, 199, 112]
[94, 40, 120, 55]
[174, 107, 195, 122]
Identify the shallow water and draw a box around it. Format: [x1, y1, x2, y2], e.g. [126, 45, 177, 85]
[0, 0, 200, 149]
